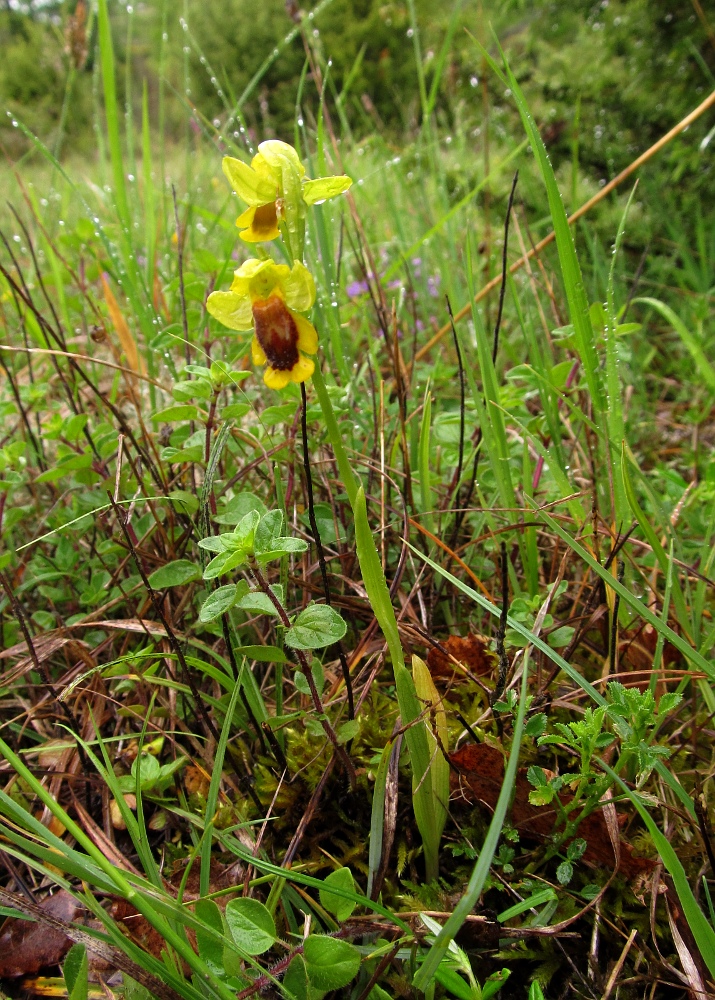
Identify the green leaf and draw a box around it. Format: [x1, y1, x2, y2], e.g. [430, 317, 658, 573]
[198, 535, 229, 553]
[303, 935, 361, 990]
[63, 944, 88, 1000]
[234, 645, 287, 663]
[161, 445, 204, 463]
[236, 586, 284, 617]
[567, 838, 587, 861]
[151, 404, 200, 423]
[547, 626, 575, 648]
[63, 414, 89, 442]
[482, 968, 511, 1000]
[195, 898, 225, 974]
[525, 714, 548, 738]
[173, 379, 213, 402]
[556, 861, 573, 885]
[256, 538, 309, 563]
[261, 403, 297, 425]
[215, 493, 267, 526]
[168, 489, 199, 514]
[233, 509, 261, 550]
[203, 549, 247, 580]
[285, 603, 347, 649]
[337, 720, 359, 744]
[130, 752, 160, 791]
[528, 786, 554, 807]
[148, 559, 201, 589]
[319, 867, 357, 922]
[225, 897, 276, 955]
[254, 509, 283, 551]
[220, 402, 251, 420]
[199, 584, 240, 622]
[294, 660, 324, 697]
[283, 955, 324, 1000]
[433, 962, 473, 1000]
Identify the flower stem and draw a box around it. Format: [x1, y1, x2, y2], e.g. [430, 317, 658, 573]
[250, 559, 356, 788]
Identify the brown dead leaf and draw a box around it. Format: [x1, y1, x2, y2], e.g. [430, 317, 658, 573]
[426, 633, 496, 681]
[101, 273, 145, 377]
[184, 764, 211, 798]
[450, 742, 655, 879]
[619, 624, 681, 692]
[0, 890, 79, 977]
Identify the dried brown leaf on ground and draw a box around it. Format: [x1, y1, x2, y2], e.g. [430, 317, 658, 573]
[0, 890, 79, 977]
[426, 633, 497, 681]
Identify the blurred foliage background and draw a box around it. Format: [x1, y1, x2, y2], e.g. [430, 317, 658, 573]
[1, 1, 713, 184]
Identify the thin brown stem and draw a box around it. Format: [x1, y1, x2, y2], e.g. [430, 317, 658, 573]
[250, 561, 356, 788]
[300, 381, 354, 719]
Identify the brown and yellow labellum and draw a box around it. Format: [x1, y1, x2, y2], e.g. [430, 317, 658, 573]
[252, 296, 300, 371]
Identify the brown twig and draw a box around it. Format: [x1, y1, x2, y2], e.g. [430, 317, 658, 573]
[249, 561, 356, 787]
[300, 381, 354, 719]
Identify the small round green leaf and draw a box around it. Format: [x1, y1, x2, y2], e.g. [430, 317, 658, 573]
[148, 559, 201, 589]
[303, 935, 360, 990]
[556, 861, 573, 885]
[285, 604, 347, 650]
[225, 898, 276, 955]
[319, 867, 356, 922]
[199, 584, 239, 622]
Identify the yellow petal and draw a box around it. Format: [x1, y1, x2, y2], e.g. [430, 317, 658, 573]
[258, 140, 306, 179]
[238, 201, 280, 243]
[292, 311, 318, 355]
[234, 258, 274, 280]
[206, 290, 253, 331]
[251, 336, 267, 365]
[236, 206, 257, 227]
[247, 262, 290, 303]
[263, 366, 292, 390]
[222, 156, 276, 205]
[282, 260, 316, 312]
[289, 354, 315, 384]
[231, 258, 273, 296]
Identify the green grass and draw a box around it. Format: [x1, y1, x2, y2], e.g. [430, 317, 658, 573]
[0, 3, 714, 998]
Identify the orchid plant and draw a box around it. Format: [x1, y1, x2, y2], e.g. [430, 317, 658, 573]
[207, 139, 351, 388]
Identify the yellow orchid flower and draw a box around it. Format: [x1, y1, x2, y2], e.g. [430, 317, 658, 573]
[206, 258, 318, 390]
[222, 140, 352, 249]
